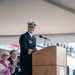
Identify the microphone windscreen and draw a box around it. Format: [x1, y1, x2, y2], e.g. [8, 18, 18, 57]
[39, 35, 43, 38]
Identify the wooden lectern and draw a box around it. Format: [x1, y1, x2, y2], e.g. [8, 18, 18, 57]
[32, 46, 67, 75]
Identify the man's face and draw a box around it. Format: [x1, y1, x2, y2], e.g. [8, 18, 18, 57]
[10, 52, 17, 59]
[28, 26, 36, 34]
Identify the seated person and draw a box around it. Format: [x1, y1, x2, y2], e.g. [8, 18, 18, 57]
[16, 56, 21, 75]
[8, 50, 18, 75]
[0, 51, 14, 75]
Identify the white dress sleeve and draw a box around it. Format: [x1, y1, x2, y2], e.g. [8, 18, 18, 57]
[0, 63, 9, 73]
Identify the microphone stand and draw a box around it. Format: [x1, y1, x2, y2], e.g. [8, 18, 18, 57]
[43, 39, 47, 47]
[43, 38, 51, 47]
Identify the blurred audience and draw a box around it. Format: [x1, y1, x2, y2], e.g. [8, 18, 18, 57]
[16, 56, 21, 75]
[8, 50, 19, 75]
[0, 51, 14, 75]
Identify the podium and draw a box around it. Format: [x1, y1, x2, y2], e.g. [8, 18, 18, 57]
[32, 46, 67, 75]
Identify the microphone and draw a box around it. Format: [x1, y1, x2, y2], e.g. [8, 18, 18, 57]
[39, 35, 50, 40]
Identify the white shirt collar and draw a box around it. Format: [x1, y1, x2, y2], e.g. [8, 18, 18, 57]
[28, 32, 33, 37]
[11, 58, 16, 61]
